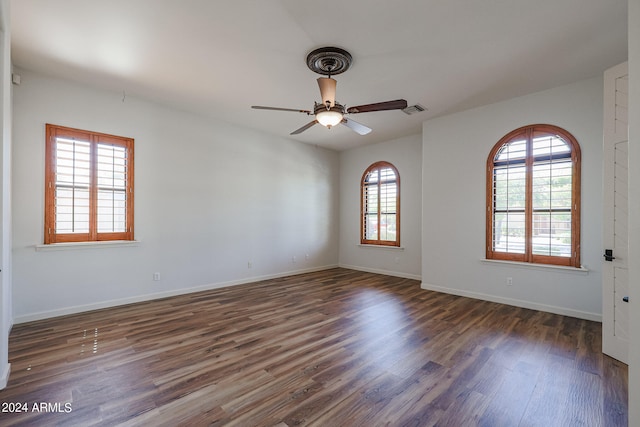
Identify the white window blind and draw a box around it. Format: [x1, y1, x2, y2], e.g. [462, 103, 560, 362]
[55, 137, 91, 234]
[96, 144, 129, 233]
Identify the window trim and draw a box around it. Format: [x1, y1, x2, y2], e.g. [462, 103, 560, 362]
[360, 161, 400, 247]
[44, 124, 135, 244]
[486, 124, 581, 267]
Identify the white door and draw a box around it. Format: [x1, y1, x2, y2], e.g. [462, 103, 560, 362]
[603, 62, 629, 364]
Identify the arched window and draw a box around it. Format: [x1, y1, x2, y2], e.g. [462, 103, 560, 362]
[361, 161, 400, 246]
[486, 124, 581, 267]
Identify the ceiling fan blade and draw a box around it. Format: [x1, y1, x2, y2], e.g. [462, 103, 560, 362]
[290, 120, 318, 135]
[252, 106, 312, 114]
[341, 118, 372, 135]
[346, 99, 408, 114]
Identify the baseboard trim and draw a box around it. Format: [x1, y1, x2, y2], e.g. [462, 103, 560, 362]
[339, 264, 421, 281]
[14, 265, 339, 324]
[420, 282, 602, 322]
[0, 363, 10, 390]
[15, 268, 597, 324]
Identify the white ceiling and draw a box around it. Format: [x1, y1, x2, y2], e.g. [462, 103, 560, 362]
[10, 0, 628, 151]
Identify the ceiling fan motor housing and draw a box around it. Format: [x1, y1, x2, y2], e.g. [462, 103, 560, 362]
[317, 77, 337, 108]
[314, 102, 345, 114]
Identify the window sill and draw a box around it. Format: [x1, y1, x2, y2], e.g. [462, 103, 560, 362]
[35, 240, 140, 252]
[358, 244, 405, 250]
[481, 258, 589, 274]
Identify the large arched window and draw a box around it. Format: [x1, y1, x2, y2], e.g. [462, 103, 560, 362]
[361, 161, 400, 247]
[486, 124, 581, 267]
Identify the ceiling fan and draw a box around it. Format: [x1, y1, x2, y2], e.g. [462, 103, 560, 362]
[252, 47, 408, 136]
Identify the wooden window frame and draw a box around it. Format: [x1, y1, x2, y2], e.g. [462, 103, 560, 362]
[486, 124, 581, 267]
[44, 124, 134, 244]
[360, 161, 400, 247]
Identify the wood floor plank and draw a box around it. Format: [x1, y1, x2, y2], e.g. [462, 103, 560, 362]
[0, 268, 628, 426]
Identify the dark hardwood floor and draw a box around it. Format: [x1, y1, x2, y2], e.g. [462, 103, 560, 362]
[0, 268, 628, 426]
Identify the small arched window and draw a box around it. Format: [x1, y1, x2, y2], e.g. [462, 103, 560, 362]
[486, 124, 581, 267]
[361, 161, 400, 247]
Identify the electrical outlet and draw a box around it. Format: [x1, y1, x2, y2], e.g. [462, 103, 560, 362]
[153, 272, 161, 281]
[292, 256, 297, 263]
[247, 261, 252, 269]
[507, 277, 513, 286]
[305, 254, 309, 260]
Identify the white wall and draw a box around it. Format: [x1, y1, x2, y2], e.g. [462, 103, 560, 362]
[338, 134, 422, 279]
[421, 77, 604, 321]
[0, 0, 12, 389]
[12, 68, 340, 322]
[627, 0, 639, 423]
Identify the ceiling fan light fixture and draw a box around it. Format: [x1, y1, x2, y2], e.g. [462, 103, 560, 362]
[316, 109, 343, 128]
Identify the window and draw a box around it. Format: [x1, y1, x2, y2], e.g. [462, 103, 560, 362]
[486, 124, 581, 267]
[44, 124, 134, 244]
[361, 161, 400, 246]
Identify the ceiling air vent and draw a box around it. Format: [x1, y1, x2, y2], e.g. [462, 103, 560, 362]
[402, 104, 426, 115]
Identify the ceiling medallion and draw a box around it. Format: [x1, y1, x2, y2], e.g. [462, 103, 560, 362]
[306, 47, 353, 76]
